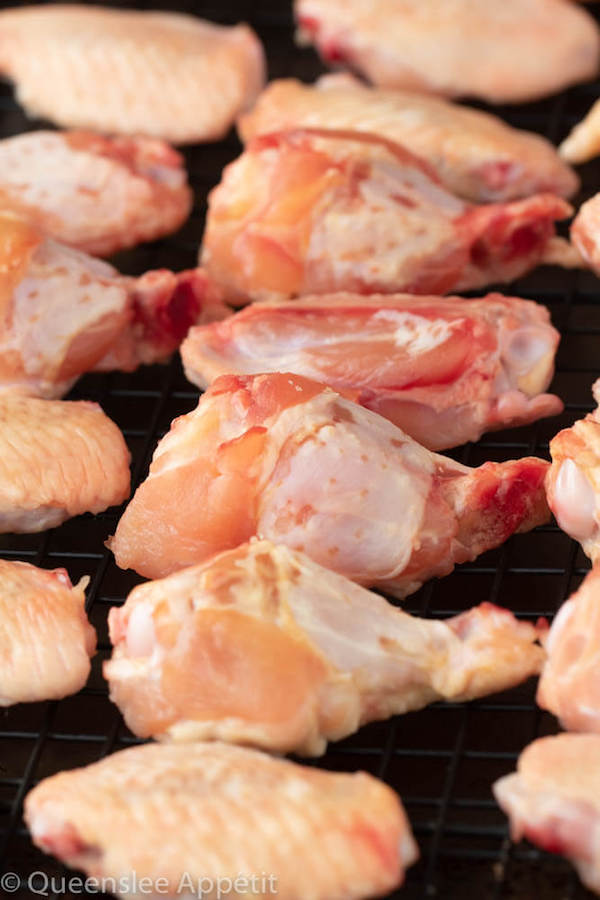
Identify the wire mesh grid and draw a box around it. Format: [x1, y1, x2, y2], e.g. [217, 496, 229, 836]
[0, 1, 598, 898]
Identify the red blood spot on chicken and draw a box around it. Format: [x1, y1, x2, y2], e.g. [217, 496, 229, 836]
[161, 278, 201, 341]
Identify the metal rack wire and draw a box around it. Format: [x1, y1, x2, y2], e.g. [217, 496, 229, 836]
[0, 1, 599, 897]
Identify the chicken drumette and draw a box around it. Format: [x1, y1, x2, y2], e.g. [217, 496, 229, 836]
[105, 540, 546, 755]
[111, 372, 550, 588]
[0, 214, 227, 398]
[201, 129, 571, 304]
[181, 291, 562, 451]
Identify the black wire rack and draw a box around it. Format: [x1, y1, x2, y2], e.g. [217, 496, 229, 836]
[0, 1, 599, 898]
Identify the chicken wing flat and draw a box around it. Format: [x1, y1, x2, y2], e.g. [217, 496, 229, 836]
[25, 742, 418, 900]
[181, 292, 563, 451]
[295, 0, 600, 103]
[494, 734, 600, 894]
[537, 568, 600, 733]
[0, 395, 130, 532]
[239, 75, 579, 203]
[0, 214, 228, 398]
[546, 381, 600, 561]
[0, 131, 192, 256]
[110, 372, 550, 590]
[0, 5, 265, 143]
[105, 540, 545, 755]
[201, 129, 572, 303]
[0, 560, 95, 705]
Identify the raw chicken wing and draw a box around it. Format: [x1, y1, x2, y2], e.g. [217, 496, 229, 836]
[0, 214, 228, 398]
[110, 372, 550, 590]
[295, 0, 600, 103]
[239, 75, 579, 203]
[0, 395, 130, 532]
[24, 742, 418, 900]
[0, 6, 265, 143]
[201, 129, 572, 303]
[571, 193, 600, 274]
[537, 568, 600, 732]
[181, 292, 563, 451]
[546, 381, 600, 561]
[0, 131, 192, 256]
[494, 734, 600, 894]
[0, 560, 95, 704]
[105, 540, 546, 755]
[561, 100, 600, 162]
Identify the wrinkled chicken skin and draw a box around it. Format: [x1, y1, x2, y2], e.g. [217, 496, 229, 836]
[181, 292, 563, 451]
[201, 129, 572, 304]
[0, 214, 228, 398]
[0, 560, 95, 705]
[546, 381, 600, 560]
[110, 372, 550, 591]
[571, 194, 600, 274]
[0, 131, 192, 256]
[0, 6, 265, 144]
[295, 0, 600, 104]
[239, 75, 579, 203]
[0, 395, 130, 533]
[494, 734, 600, 894]
[106, 540, 546, 756]
[537, 568, 600, 733]
[25, 742, 418, 900]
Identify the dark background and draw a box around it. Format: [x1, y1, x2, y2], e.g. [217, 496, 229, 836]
[0, 1, 599, 898]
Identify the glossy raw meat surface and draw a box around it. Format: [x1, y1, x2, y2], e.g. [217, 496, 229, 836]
[110, 372, 550, 590]
[494, 734, 600, 894]
[0, 5, 266, 143]
[105, 540, 546, 755]
[560, 99, 600, 162]
[181, 292, 563, 450]
[546, 381, 600, 561]
[24, 742, 418, 900]
[0, 131, 192, 256]
[295, 0, 600, 103]
[0, 215, 228, 398]
[0, 395, 130, 533]
[572, 192, 600, 272]
[239, 75, 579, 202]
[201, 129, 571, 303]
[537, 568, 600, 732]
[0, 560, 95, 705]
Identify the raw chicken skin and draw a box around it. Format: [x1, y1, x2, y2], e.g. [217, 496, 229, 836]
[295, 0, 600, 103]
[0, 130, 192, 256]
[494, 734, 600, 894]
[537, 568, 600, 733]
[105, 540, 546, 755]
[239, 75, 579, 203]
[546, 381, 600, 560]
[0, 214, 228, 398]
[571, 193, 600, 274]
[0, 395, 130, 532]
[0, 560, 95, 705]
[0, 6, 266, 144]
[24, 742, 418, 900]
[110, 372, 550, 591]
[561, 100, 600, 163]
[201, 129, 572, 304]
[181, 292, 563, 451]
